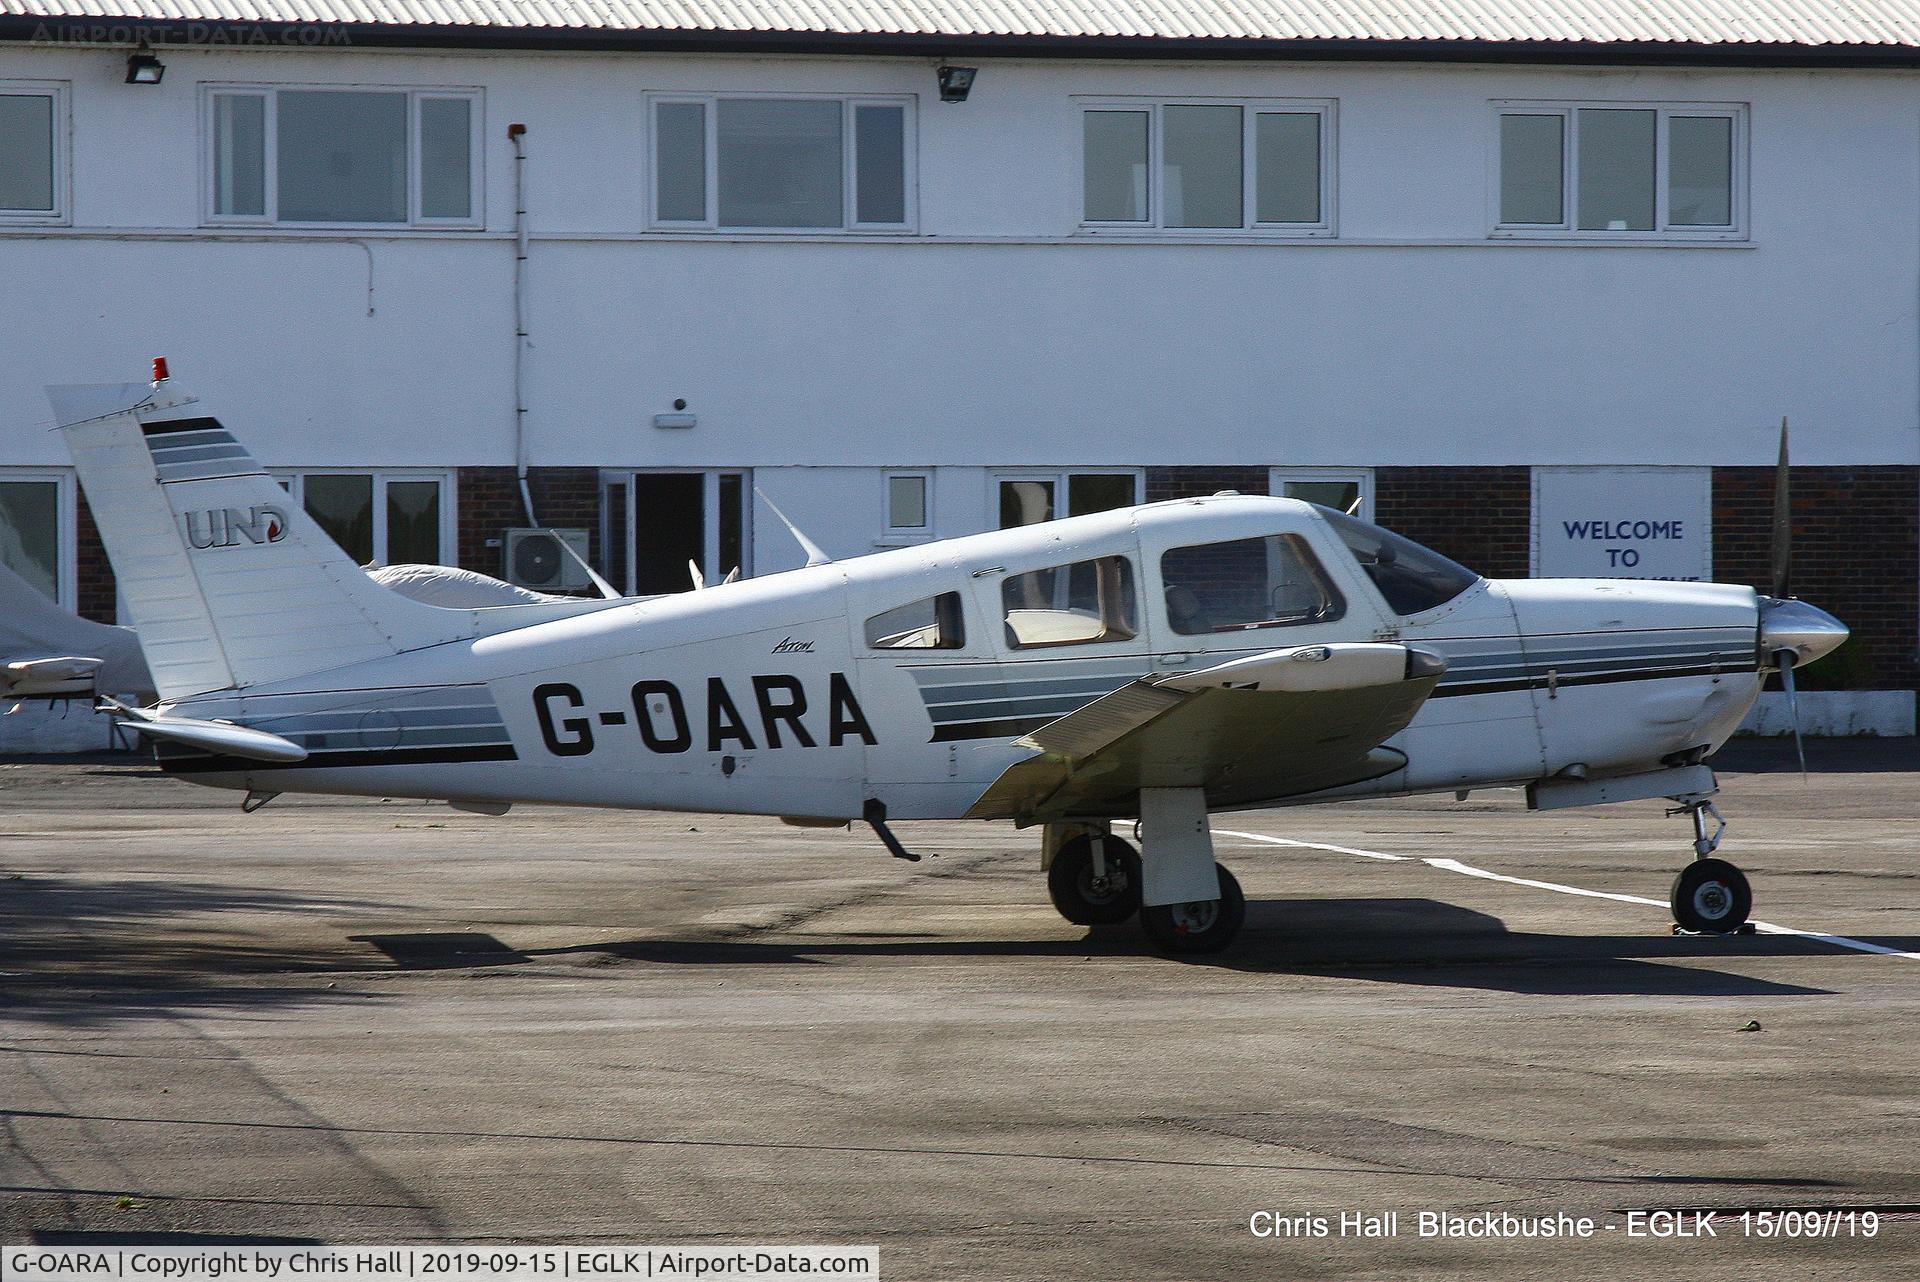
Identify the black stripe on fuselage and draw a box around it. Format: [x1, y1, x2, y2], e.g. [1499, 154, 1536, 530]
[1428, 663, 1745, 698]
[156, 743, 518, 774]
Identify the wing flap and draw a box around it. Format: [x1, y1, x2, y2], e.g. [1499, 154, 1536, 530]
[967, 643, 1443, 823]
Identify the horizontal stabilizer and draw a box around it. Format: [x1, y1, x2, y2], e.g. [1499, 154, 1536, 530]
[3, 656, 104, 698]
[107, 701, 308, 763]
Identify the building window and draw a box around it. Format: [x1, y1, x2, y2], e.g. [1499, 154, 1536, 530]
[609, 470, 750, 595]
[884, 472, 932, 538]
[1001, 556, 1139, 649]
[0, 471, 74, 606]
[1271, 468, 1373, 520]
[1494, 102, 1744, 237]
[206, 86, 481, 227]
[650, 95, 914, 231]
[1079, 100, 1333, 234]
[273, 471, 452, 567]
[0, 83, 67, 223]
[996, 471, 1142, 528]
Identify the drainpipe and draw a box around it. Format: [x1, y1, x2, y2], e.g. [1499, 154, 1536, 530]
[508, 122, 536, 528]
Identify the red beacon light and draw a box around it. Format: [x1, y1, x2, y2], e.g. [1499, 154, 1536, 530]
[151, 356, 170, 384]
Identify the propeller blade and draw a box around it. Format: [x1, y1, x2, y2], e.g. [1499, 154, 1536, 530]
[1778, 652, 1808, 780]
[1770, 416, 1792, 599]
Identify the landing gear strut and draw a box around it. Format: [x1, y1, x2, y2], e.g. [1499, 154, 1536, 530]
[1667, 796, 1752, 934]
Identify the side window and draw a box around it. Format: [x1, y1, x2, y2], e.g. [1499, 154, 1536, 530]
[1001, 556, 1138, 649]
[866, 592, 965, 650]
[1160, 535, 1344, 635]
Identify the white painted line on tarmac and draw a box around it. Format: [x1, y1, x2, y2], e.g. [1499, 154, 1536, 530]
[1213, 828, 1920, 962]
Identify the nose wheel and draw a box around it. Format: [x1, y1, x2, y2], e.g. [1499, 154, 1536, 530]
[1670, 858, 1752, 934]
[1666, 796, 1752, 934]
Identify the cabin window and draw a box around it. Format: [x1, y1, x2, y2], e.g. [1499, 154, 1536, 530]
[1317, 507, 1479, 616]
[1494, 102, 1743, 237]
[207, 86, 482, 227]
[1001, 556, 1138, 649]
[0, 473, 72, 606]
[0, 84, 64, 222]
[1160, 535, 1344, 634]
[650, 95, 914, 231]
[865, 592, 966, 650]
[1080, 98, 1333, 235]
[271, 470, 451, 567]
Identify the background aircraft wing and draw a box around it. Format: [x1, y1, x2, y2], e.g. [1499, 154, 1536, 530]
[964, 643, 1445, 823]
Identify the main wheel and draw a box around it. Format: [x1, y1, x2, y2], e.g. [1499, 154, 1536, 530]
[1140, 864, 1246, 955]
[1670, 858, 1752, 934]
[1047, 834, 1143, 926]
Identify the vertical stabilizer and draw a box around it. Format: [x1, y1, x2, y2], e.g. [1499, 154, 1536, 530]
[49, 377, 467, 701]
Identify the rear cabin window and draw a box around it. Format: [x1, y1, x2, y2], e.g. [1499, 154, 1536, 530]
[1001, 556, 1138, 648]
[866, 591, 966, 649]
[1317, 507, 1479, 616]
[1160, 534, 1345, 634]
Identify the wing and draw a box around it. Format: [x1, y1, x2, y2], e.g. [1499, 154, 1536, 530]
[965, 643, 1445, 823]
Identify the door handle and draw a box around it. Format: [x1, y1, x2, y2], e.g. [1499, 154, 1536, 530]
[1156, 653, 1193, 668]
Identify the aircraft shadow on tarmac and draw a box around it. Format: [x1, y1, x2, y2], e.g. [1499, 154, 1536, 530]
[345, 897, 1869, 998]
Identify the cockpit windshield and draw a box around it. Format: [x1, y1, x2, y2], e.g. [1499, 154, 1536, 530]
[1315, 507, 1480, 616]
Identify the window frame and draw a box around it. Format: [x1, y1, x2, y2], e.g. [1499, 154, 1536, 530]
[201, 84, 485, 230]
[0, 468, 77, 608]
[999, 554, 1141, 651]
[270, 468, 457, 568]
[1075, 97, 1336, 237]
[0, 81, 70, 225]
[864, 590, 968, 651]
[1270, 467, 1374, 521]
[1157, 532, 1348, 636]
[882, 469, 934, 541]
[1490, 100, 1748, 241]
[993, 469, 1144, 528]
[646, 91, 918, 234]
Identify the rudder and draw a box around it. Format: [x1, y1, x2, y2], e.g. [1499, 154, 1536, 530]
[49, 375, 466, 701]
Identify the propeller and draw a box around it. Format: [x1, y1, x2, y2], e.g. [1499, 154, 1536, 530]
[1767, 416, 1806, 778]
[1770, 416, 1791, 599]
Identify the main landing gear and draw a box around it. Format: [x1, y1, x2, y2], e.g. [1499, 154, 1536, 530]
[1667, 796, 1753, 935]
[1044, 789, 1246, 955]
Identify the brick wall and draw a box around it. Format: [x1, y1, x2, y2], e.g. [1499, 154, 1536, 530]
[74, 490, 116, 624]
[1374, 467, 1533, 581]
[456, 466, 601, 585]
[1713, 466, 1918, 690]
[1144, 466, 1269, 504]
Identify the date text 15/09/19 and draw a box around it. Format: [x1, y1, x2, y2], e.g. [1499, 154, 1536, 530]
[1249, 1211, 1883, 1240]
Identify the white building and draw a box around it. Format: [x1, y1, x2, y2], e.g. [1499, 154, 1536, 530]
[1, 0, 1915, 743]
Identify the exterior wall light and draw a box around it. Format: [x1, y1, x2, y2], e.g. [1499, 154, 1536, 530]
[937, 66, 977, 103]
[125, 46, 165, 85]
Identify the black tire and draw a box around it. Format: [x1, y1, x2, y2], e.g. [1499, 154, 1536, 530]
[1140, 864, 1246, 955]
[1671, 858, 1752, 934]
[1047, 834, 1143, 926]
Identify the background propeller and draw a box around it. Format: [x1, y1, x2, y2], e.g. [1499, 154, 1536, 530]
[1767, 416, 1806, 776]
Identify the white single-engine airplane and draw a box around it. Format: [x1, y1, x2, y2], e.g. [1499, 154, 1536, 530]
[48, 367, 1848, 954]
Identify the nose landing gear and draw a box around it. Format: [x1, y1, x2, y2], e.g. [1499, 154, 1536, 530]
[1667, 796, 1754, 935]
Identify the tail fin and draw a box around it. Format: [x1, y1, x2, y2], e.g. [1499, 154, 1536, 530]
[48, 376, 465, 701]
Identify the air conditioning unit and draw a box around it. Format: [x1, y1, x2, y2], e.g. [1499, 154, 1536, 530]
[503, 528, 591, 591]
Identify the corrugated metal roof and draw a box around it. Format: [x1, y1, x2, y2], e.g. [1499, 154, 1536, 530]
[9, 0, 1920, 50]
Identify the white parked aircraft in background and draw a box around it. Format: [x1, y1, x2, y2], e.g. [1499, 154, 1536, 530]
[48, 367, 1847, 954]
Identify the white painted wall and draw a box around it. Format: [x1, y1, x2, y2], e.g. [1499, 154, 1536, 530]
[2, 46, 1917, 475]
